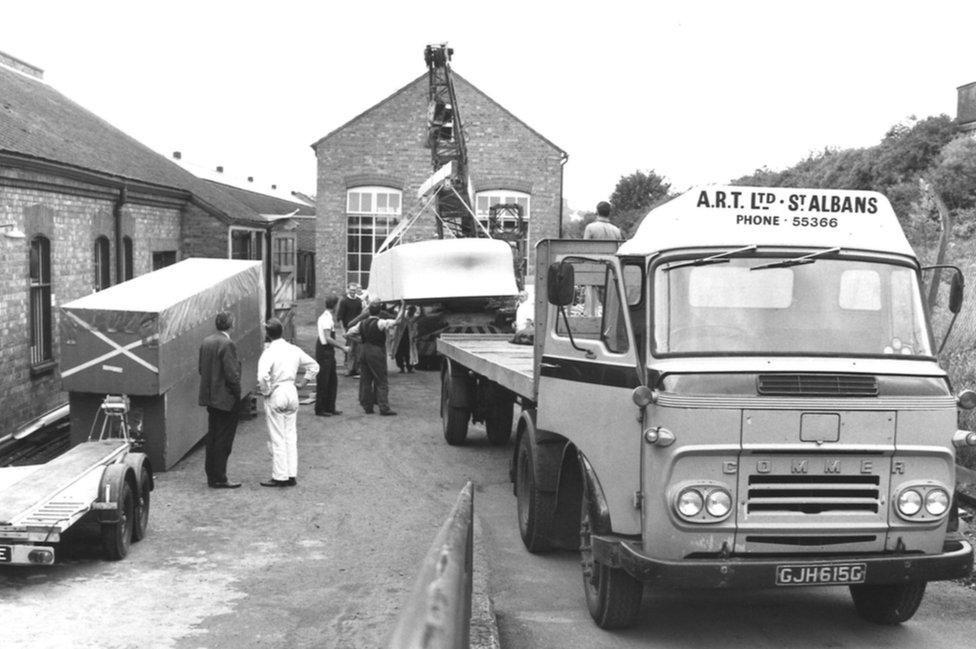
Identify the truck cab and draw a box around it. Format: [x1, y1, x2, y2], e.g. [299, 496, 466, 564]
[515, 186, 974, 629]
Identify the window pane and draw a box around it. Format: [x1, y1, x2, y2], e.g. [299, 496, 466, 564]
[390, 193, 400, 212]
[348, 193, 360, 212]
[360, 193, 372, 213]
[377, 193, 388, 210]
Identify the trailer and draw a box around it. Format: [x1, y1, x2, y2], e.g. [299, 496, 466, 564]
[436, 186, 976, 630]
[0, 396, 153, 565]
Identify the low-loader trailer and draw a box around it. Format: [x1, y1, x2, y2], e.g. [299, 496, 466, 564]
[0, 395, 153, 565]
[437, 186, 975, 628]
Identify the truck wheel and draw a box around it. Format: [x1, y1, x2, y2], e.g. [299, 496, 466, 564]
[441, 370, 470, 445]
[102, 479, 135, 561]
[485, 399, 514, 446]
[132, 467, 151, 542]
[515, 432, 555, 553]
[849, 581, 927, 624]
[581, 489, 642, 628]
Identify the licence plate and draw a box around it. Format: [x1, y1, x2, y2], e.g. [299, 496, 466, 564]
[775, 562, 866, 586]
[0, 546, 10, 563]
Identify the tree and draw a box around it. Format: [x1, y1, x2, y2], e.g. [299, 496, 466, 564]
[609, 170, 671, 213]
[606, 170, 673, 237]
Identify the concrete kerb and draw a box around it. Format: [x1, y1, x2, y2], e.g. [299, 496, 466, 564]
[471, 512, 502, 649]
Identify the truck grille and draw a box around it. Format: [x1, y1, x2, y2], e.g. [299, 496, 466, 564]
[757, 374, 878, 397]
[747, 474, 880, 514]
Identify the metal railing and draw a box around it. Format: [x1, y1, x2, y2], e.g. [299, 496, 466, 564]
[389, 481, 474, 649]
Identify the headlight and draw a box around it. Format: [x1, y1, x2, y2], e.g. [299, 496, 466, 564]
[925, 489, 950, 516]
[897, 489, 922, 516]
[705, 489, 732, 518]
[677, 489, 704, 518]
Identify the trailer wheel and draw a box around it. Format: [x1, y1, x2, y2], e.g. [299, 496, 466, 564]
[441, 370, 469, 446]
[132, 467, 151, 542]
[515, 432, 555, 553]
[849, 581, 927, 624]
[102, 479, 135, 561]
[485, 398, 514, 446]
[581, 487, 642, 629]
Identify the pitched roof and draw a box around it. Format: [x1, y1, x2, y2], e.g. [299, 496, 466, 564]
[311, 72, 566, 156]
[201, 179, 315, 217]
[0, 61, 264, 224]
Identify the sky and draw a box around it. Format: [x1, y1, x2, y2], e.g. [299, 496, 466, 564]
[2, 0, 976, 212]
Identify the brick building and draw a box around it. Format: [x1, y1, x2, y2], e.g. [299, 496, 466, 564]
[311, 73, 567, 300]
[0, 51, 288, 439]
[959, 81, 976, 134]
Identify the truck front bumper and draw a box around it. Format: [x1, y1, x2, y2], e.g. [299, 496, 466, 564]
[591, 534, 973, 588]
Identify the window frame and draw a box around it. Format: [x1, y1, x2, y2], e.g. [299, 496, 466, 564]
[94, 235, 111, 291]
[29, 235, 54, 370]
[346, 186, 402, 287]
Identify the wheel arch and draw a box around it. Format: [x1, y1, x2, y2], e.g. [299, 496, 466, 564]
[96, 463, 137, 524]
[579, 452, 612, 534]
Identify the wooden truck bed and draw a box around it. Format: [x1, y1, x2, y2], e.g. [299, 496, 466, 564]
[0, 440, 129, 529]
[437, 334, 535, 400]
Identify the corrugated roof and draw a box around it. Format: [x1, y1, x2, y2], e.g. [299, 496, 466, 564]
[0, 62, 264, 224]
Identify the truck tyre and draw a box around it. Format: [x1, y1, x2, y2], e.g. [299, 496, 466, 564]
[101, 479, 135, 561]
[515, 432, 556, 553]
[485, 398, 514, 446]
[581, 488, 642, 628]
[441, 371, 469, 445]
[849, 581, 927, 624]
[132, 466, 151, 542]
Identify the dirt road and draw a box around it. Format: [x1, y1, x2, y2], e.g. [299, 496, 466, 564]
[0, 312, 509, 649]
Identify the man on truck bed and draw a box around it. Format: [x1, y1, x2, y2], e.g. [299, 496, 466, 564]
[437, 185, 975, 631]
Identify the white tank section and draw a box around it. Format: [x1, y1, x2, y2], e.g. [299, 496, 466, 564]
[367, 238, 519, 302]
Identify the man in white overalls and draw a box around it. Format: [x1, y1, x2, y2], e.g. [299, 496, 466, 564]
[257, 318, 319, 487]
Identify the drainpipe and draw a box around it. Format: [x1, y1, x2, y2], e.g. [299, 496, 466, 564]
[265, 226, 274, 320]
[114, 185, 128, 283]
[558, 152, 568, 238]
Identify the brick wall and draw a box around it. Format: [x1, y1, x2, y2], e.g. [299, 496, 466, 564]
[313, 74, 565, 303]
[0, 168, 184, 437]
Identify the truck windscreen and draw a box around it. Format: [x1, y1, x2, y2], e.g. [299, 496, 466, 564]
[654, 257, 932, 357]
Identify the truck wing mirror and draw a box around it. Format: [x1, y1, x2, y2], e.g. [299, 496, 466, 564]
[949, 270, 965, 314]
[547, 261, 575, 306]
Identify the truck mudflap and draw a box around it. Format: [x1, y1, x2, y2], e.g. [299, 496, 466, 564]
[591, 534, 973, 588]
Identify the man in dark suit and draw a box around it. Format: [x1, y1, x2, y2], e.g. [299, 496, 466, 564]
[198, 311, 243, 489]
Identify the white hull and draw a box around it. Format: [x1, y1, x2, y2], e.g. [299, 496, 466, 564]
[367, 238, 519, 302]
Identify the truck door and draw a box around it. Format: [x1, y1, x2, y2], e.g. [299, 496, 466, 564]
[536, 252, 643, 535]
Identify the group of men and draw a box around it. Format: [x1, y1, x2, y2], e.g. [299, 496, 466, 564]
[196, 286, 409, 490]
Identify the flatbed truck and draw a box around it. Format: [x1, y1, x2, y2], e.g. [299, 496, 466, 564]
[0, 395, 153, 565]
[437, 186, 975, 629]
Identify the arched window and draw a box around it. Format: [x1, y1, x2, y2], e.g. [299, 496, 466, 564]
[29, 235, 53, 366]
[94, 236, 111, 291]
[122, 236, 134, 281]
[346, 186, 402, 287]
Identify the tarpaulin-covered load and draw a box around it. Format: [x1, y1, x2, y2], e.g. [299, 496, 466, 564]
[60, 258, 264, 395]
[60, 258, 264, 470]
[367, 238, 519, 302]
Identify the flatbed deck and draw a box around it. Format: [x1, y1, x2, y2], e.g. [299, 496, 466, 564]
[437, 334, 535, 400]
[0, 439, 128, 530]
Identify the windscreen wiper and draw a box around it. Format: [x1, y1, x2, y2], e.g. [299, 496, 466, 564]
[664, 245, 758, 272]
[750, 247, 841, 271]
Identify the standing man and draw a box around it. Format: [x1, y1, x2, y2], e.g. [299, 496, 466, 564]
[336, 282, 364, 377]
[347, 298, 405, 416]
[584, 201, 624, 241]
[257, 318, 319, 487]
[198, 311, 242, 489]
[315, 295, 348, 417]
